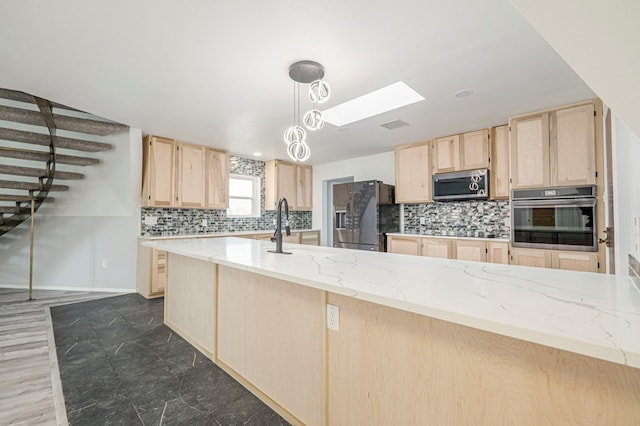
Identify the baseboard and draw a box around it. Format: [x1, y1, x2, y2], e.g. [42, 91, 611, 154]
[0, 284, 136, 293]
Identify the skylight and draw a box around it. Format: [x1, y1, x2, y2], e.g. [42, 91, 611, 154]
[322, 81, 425, 127]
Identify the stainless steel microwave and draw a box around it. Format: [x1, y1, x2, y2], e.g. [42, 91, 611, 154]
[432, 169, 489, 201]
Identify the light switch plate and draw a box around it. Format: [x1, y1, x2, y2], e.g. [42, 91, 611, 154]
[144, 215, 158, 226]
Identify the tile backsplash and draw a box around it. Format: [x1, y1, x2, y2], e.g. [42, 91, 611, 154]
[140, 156, 312, 237]
[404, 200, 510, 237]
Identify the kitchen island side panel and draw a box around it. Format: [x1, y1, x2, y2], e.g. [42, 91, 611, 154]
[165, 253, 217, 359]
[327, 292, 640, 425]
[216, 265, 326, 426]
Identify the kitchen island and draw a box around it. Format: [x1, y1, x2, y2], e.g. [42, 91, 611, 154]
[143, 237, 640, 425]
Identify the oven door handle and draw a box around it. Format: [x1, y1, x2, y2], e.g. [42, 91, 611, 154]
[512, 198, 596, 208]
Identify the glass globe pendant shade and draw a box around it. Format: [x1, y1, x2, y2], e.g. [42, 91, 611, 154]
[283, 125, 307, 145]
[303, 109, 324, 131]
[309, 79, 330, 104]
[287, 140, 311, 162]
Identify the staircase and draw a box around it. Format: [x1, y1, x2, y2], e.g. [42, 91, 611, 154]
[0, 88, 127, 236]
[0, 88, 129, 298]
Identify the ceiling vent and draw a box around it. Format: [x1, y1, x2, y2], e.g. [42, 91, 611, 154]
[381, 119, 409, 130]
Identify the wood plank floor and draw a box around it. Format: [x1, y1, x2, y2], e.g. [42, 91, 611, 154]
[0, 288, 119, 426]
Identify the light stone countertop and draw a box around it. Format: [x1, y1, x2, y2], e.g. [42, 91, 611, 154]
[386, 232, 510, 243]
[143, 237, 640, 369]
[139, 229, 320, 240]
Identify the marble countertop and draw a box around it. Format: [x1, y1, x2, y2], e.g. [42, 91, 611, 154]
[387, 232, 510, 243]
[143, 237, 640, 369]
[139, 229, 320, 240]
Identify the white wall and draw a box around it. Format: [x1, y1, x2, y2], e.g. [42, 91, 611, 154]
[312, 151, 395, 243]
[0, 128, 142, 292]
[612, 115, 640, 274]
[508, 0, 640, 140]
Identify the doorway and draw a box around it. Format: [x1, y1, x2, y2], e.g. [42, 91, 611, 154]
[322, 176, 354, 247]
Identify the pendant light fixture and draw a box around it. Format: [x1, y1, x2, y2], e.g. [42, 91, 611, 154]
[283, 60, 330, 162]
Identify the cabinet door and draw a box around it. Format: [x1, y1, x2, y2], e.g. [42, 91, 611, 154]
[460, 129, 489, 170]
[387, 236, 421, 256]
[395, 142, 431, 203]
[295, 164, 313, 211]
[421, 239, 452, 259]
[510, 248, 551, 268]
[143, 136, 175, 206]
[551, 251, 598, 272]
[551, 104, 596, 187]
[265, 160, 296, 210]
[177, 142, 206, 207]
[487, 242, 509, 264]
[490, 125, 510, 199]
[510, 114, 550, 189]
[151, 249, 167, 294]
[455, 240, 487, 262]
[432, 135, 460, 173]
[205, 148, 229, 209]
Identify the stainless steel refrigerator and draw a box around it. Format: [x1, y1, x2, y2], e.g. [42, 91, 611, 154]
[333, 180, 399, 251]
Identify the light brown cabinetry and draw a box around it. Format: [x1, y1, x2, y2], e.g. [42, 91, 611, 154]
[421, 238, 453, 259]
[510, 247, 598, 272]
[455, 240, 487, 262]
[142, 135, 229, 208]
[205, 148, 229, 209]
[136, 243, 167, 299]
[490, 125, 510, 199]
[265, 160, 312, 211]
[551, 251, 598, 272]
[432, 130, 490, 174]
[394, 141, 431, 203]
[487, 241, 509, 264]
[510, 103, 596, 190]
[142, 136, 176, 207]
[176, 142, 206, 208]
[387, 235, 421, 256]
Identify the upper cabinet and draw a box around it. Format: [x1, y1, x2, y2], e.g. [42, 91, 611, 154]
[432, 129, 489, 174]
[176, 142, 206, 208]
[510, 102, 596, 190]
[490, 125, 510, 199]
[395, 141, 431, 204]
[142, 136, 176, 207]
[265, 159, 312, 211]
[205, 148, 229, 209]
[142, 135, 229, 208]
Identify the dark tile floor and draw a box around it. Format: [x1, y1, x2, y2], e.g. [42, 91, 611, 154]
[51, 294, 289, 425]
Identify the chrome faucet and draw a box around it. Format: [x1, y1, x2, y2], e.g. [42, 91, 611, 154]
[269, 197, 291, 254]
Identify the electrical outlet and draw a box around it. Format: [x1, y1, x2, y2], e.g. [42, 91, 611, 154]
[101, 258, 108, 269]
[420, 217, 426, 225]
[201, 219, 208, 227]
[327, 304, 340, 331]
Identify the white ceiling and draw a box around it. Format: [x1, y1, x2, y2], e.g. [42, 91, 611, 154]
[0, 0, 595, 165]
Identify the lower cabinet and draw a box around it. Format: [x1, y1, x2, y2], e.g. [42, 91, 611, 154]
[387, 235, 421, 256]
[136, 244, 167, 299]
[455, 240, 487, 262]
[511, 247, 598, 272]
[421, 238, 453, 259]
[487, 242, 510, 264]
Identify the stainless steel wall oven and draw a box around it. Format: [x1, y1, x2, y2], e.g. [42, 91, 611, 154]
[511, 186, 597, 252]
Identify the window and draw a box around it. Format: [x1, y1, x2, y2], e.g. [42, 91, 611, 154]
[227, 175, 260, 217]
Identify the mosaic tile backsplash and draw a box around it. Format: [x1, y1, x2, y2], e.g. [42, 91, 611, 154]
[140, 156, 312, 237]
[404, 200, 510, 238]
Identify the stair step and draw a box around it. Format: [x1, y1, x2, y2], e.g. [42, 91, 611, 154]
[0, 206, 30, 214]
[0, 180, 68, 191]
[0, 195, 53, 203]
[0, 88, 81, 112]
[0, 105, 127, 136]
[0, 127, 112, 152]
[0, 165, 84, 180]
[0, 147, 100, 166]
